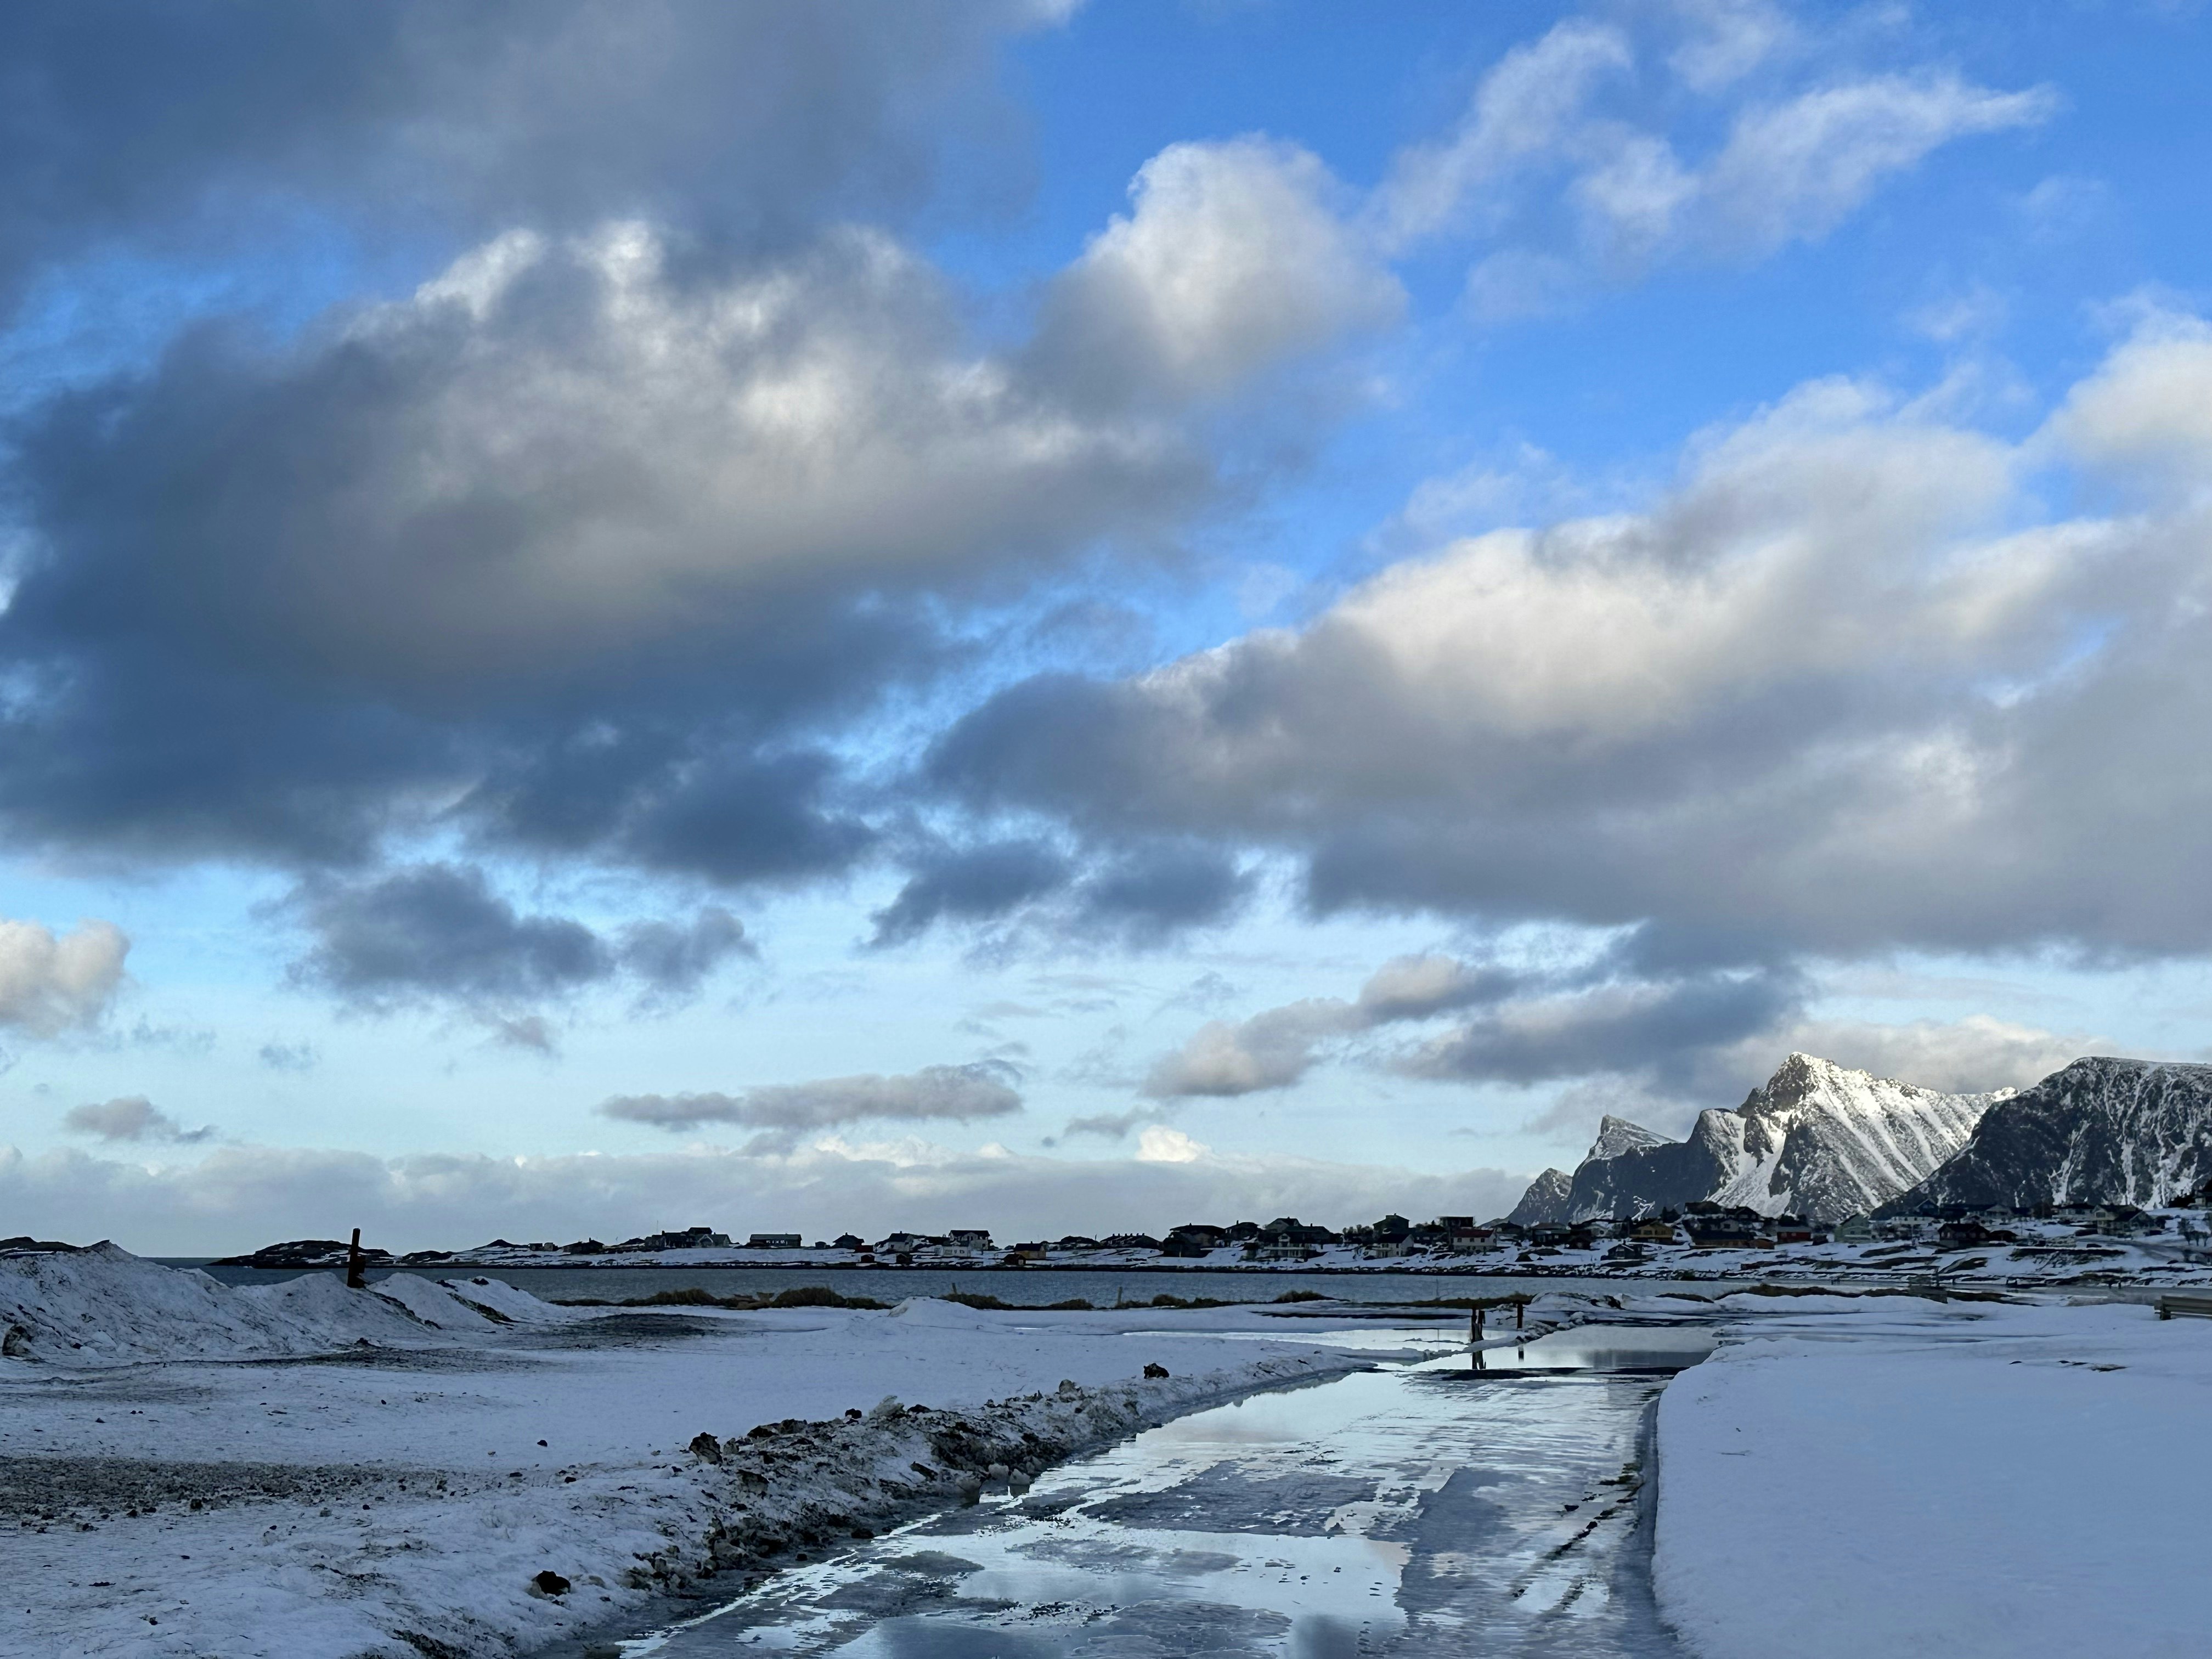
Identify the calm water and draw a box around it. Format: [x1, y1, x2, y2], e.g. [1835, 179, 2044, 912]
[571, 1323, 1715, 1658]
[174, 1262, 1751, 1307]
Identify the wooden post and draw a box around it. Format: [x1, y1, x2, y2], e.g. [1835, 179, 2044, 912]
[345, 1227, 366, 1290]
[1514, 1297, 1524, 1330]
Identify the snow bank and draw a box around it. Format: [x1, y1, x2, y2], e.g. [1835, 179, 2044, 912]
[0, 1246, 585, 1365]
[1656, 1299, 2212, 1657]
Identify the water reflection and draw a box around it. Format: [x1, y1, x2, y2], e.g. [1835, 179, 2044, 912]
[616, 1324, 1711, 1656]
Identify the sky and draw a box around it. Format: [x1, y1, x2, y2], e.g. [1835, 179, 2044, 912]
[2, 0, 2211, 1254]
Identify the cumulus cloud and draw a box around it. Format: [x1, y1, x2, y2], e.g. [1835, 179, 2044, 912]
[600, 1062, 1023, 1137]
[0, 917, 129, 1036]
[1035, 136, 1402, 406]
[936, 315, 2212, 966]
[0, 1136, 1534, 1257]
[286, 864, 749, 1009]
[61, 1096, 211, 1144]
[0, 123, 1388, 889]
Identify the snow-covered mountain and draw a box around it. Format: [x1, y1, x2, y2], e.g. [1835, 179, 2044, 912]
[1878, 1056, 2212, 1213]
[1508, 1167, 1573, 1226]
[1507, 1054, 2007, 1224]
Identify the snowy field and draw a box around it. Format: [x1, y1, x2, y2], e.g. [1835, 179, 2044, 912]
[0, 1248, 1440, 1658]
[1655, 1294, 2212, 1658]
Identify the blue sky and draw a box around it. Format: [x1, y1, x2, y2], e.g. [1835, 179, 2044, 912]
[2, 0, 2210, 1252]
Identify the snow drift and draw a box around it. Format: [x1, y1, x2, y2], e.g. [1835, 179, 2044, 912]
[0, 1244, 583, 1366]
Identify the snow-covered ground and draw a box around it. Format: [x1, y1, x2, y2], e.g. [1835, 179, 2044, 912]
[0, 1248, 1459, 1658]
[1655, 1294, 2212, 1658]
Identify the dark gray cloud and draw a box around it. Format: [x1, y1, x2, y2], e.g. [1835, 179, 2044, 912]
[617, 908, 753, 998]
[257, 1040, 319, 1073]
[286, 862, 749, 1008]
[868, 836, 1249, 955]
[870, 840, 1073, 947]
[1144, 953, 1525, 1099]
[601, 1062, 1023, 1136]
[62, 1096, 211, 1144]
[0, 9, 1403, 936]
[1073, 842, 1251, 946]
[1400, 966, 1808, 1093]
[0, 0, 1054, 309]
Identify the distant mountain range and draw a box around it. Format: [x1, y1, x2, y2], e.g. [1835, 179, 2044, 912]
[1509, 1053, 2008, 1224]
[1877, 1057, 2212, 1214]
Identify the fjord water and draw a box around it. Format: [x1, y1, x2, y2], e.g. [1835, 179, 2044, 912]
[613, 1324, 1713, 1657]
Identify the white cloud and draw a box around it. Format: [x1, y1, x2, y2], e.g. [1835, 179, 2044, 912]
[936, 313, 2212, 962]
[1667, 0, 1797, 93]
[1135, 1125, 1206, 1163]
[0, 917, 128, 1036]
[2042, 311, 2212, 498]
[1375, 13, 2055, 299]
[1375, 19, 1632, 249]
[1694, 74, 2058, 256]
[1037, 137, 1402, 406]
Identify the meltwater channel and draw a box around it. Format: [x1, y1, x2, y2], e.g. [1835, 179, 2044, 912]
[586, 1320, 1717, 1659]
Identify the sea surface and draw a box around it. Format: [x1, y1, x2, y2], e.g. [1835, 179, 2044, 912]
[172, 1262, 1754, 1306]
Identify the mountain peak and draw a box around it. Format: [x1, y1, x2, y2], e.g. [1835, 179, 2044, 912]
[1587, 1114, 1672, 1163]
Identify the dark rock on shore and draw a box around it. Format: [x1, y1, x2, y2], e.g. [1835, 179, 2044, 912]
[210, 1239, 394, 1270]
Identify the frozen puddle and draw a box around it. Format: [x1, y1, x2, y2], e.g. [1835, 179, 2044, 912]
[609, 1324, 1712, 1657]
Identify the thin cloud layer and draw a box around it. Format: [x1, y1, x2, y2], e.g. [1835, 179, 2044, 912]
[1374, 9, 2052, 307]
[601, 1062, 1023, 1136]
[0, 1135, 1533, 1257]
[61, 1096, 212, 1145]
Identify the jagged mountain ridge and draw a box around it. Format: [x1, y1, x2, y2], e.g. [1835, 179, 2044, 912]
[1878, 1056, 2212, 1213]
[1508, 1054, 2007, 1224]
